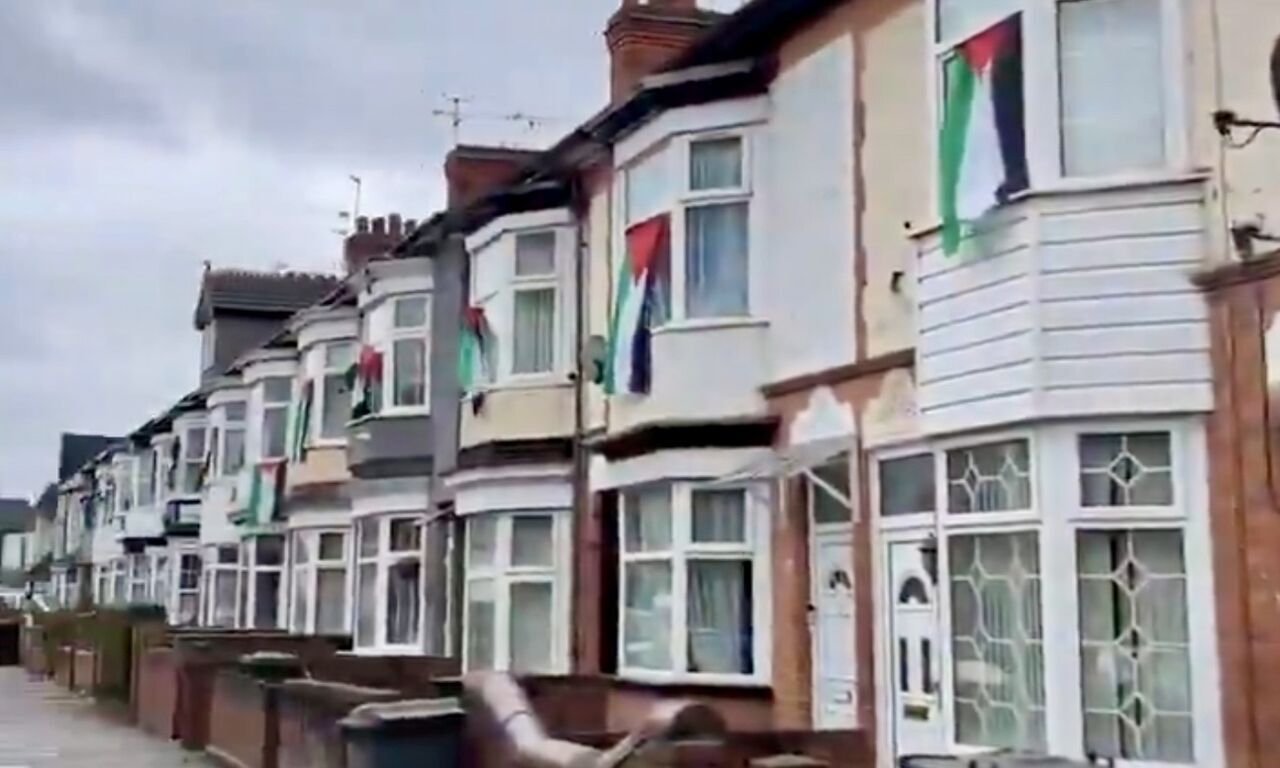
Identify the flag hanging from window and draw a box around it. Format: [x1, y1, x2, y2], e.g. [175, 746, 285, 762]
[939, 14, 1028, 255]
[349, 345, 383, 420]
[288, 380, 313, 462]
[458, 305, 493, 393]
[606, 214, 669, 395]
[246, 460, 285, 525]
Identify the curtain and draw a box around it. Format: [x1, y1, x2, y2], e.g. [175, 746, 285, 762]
[263, 407, 288, 459]
[254, 572, 280, 629]
[213, 571, 237, 627]
[689, 138, 742, 190]
[516, 232, 556, 276]
[467, 579, 496, 671]
[292, 566, 308, 633]
[1060, 0, 1164, 177]
[691, 491, 746, 543]
[509, 582, 554, 672]
[468, 517, 497, 567]
[514, 289, 555, 374]
[688, 560, 752, 674]
[685, 202, 748, 318]
[624, 489, 672, 552]
[624, 561, 673, 670]
[356, 563, 377, 647]
[316, 569, 346, 635]
[393, 339, 426, 406]
[386, 558, 420, 644]
[512, 516, 554, 567]
[322, 373, 350, 437]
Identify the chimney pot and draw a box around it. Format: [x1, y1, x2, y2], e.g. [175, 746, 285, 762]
[405, 219, 417, 234]
[372, 217, 386, 235]
[356, 216, 370, 233]
[388, 213, 403, 237]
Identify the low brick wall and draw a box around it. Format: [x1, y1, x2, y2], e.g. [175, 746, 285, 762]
[73, 648, 96, 694]
[52, 646, 74, 689]
[137, 647, 179, 740]
[305, 655, 459, 695]
[21, 625, 46, 676]
[128, 621, 168, 723]
[207, 669, 279, 768]
[277, 680, 403, 768]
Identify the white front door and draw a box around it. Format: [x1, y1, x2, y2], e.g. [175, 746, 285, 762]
[811, 526, 857, 730]
[887, 539, 946, 758]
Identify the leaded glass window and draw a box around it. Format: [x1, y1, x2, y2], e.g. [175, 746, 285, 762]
[946, 440, 1031, 513]
[1079, 432, 1173, 507]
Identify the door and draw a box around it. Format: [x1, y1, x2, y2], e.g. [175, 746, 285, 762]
[888, 540, 945, 757]
[811, 527, 857, 729]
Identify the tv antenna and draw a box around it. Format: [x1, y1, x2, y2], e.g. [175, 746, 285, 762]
[335, 175, 363, 236]
[430, 93, 567, 146]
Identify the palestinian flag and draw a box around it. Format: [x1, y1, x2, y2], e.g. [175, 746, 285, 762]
[939, 14, 1028, 255]
[349, 345, 383, 420]
[605, 214, 668, 395]
[458, 306, 493, 393]
[245, 460, 285, 525]
[288, 380, 313, 461]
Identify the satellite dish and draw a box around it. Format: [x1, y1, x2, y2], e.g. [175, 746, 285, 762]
[1272, 34, 1280, 117]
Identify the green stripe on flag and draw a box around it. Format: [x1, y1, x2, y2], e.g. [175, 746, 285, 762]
[603, 258, 633, 396]
[939, 53, 978, 256]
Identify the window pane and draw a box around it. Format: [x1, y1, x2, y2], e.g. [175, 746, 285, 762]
[358, 518, 378, 558]
[356, 563, 377, 647]
[946, 440, 1031, 513]
[513, 289, 556, 374]
[468, 517, 497, 567]
[626, 148, 669, 225]
[325, 342, 354, 370]
[223, 428, 245, 475]
[262, 407, 288, 459]
[466, 579, 496, 671]
[186, 428, 206, 459]
[811, 457, 852, 525]
[263, 376, 292, 403]
[292, 533, 311, 565]
[321, 373, 351, 438]
[1060, 0, 1165, 177]
[225, 402, 247, 422]
[936, 0, 1020, 42]
[394, 296, 428, 328]
[389, 519, 420, 552]
[1079, 432, 1173, 507]
[510, 582, 554, 672]
[689, 137, 743, 190]
[386, 558, 420, 645]
[253, 572, 280, 629]
[180, 554, 201, 589]
[257, 535, 284, 566]
[685, 202, 748, 318]
[213, 571, 237, 627]
[179, 594, 199, 625]
[687, 560, 753, 674]
[1077, 529, 1192, 762]
[217, 545, 239, 564]
[291, 567, 308, 633]
[316, 568, 347, 635]
[393, 339, 426, 406]
[949, 533, 1045, 750]
[515, 232, 556, 276]
[691, 490, 747, 543]
[880, 454, 937, 516]
[319, 532, 345, 562]
[624, 561, 673, 670]
[512, 516, 554, 567]
[624, 488, 672, 552]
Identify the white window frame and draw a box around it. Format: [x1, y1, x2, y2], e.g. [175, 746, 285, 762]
[384, 295, 430, 414]
[926, 0, 1187, 195]
[259, 376, 293, 461]
[220, 402, 247, 477]
[202, 544, 241, 628]
[870, 418, 1221, 766]
[315, 341, 355, 444]
[618, 130, 755, 329]
[461, 511, 570, 673]
[137, 449, 156, 507]
[127, 554, 149, 604]
[288, 528, 350, 635]
[616, 481, 771, 686]
[509, 231, 560, 380]
[352, 514, 425, 654]
[176, 551, 201, 625]
[243, 534, 286, 630]
[181, 426, 207, 495]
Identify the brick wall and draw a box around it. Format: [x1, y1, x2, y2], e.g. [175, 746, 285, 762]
[73, 648, 95, 695]
[208, 669, 278, 768]
[276, 680, 403, 768]
[136, 647, 179, 740]
[53, 646, 73, 689]
[1199, 256, 1280, 768]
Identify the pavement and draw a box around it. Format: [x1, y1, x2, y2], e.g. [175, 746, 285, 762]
[0, 666, 212, 767]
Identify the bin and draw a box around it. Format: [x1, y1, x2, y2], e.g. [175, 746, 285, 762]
[341, 697, 464, 768]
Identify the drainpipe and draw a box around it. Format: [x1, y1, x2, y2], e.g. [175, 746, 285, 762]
[569, 175, 590, 671]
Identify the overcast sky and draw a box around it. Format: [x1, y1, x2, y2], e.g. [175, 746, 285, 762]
[0, 0, 744, 500]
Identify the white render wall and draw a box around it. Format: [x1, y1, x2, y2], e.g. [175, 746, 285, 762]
[915, 177, 1212, 435]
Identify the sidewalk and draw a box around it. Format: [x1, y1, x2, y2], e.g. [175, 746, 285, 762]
[0, 667, 209, 767]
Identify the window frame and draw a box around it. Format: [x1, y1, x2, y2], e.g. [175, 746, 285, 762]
[243, 534, 286, 630]
[351, 514, 425, 653]
[202, 544, 242, 628]
[510, 231, 559, 379]
[615, 481, 770, 685]
[259, 376, 293, 461]
[288, 528, 350, 636]
[176, 551, 201, 625]
[180, 426, 207, 495]
[220, 401, 247, 477]
[385, 295, 430, 413]
[870, 418, 1218, 764]
[618, 129, 756, 330]
[314, 341, 355, 444]
[461, 511, 568, 674]
[926, 0, 1187, 196]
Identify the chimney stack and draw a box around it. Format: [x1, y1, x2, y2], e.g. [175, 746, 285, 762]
[344, 212, 408, 275]
[605, 0, 722, 102]
[443, 145, 543, 210]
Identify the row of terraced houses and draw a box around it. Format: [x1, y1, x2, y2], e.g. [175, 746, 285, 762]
[23, 0, 1280, 765]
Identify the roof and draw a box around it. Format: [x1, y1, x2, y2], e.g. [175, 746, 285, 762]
[58, 433, 118, 481]
[0, 499, 34, 534]
[193, 267, 342, 328]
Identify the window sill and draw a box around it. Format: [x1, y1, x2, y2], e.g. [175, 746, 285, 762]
[304, 438, 347, 450]
[908, 168, 1212, 240]
[611, 670, 773, 694]
[348, 408, 431, 428]
[651, 316, 769, 337]
[463, 377, 574, 400]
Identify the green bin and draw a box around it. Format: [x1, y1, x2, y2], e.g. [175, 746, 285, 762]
[341, 697, 464, 768]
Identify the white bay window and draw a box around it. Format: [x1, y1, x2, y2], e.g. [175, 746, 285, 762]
[290, 529, 349, 635]
[874, 421, 1214, 764]
[245, 535, 285, 629]
[203, 544, 240, 627]
[463, 511, 567, 673]
[318, 342, 354, 440]
[177, 552, 201, 625]
[389, 296, 428, 409]
[932, 0, 1180, 184]
[260, 377, 292, 459]
[353, 515, 423, 652]
[221, 402, 246, 476]
[618, 483, 768, 682]
[512, 232, 557, 376]
[181, 426, 206, 494]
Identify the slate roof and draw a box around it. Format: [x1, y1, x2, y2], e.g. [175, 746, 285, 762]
[58, 433, 118, 482]
[193, 267, 342, 328]
[0, 499, 34, 534]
